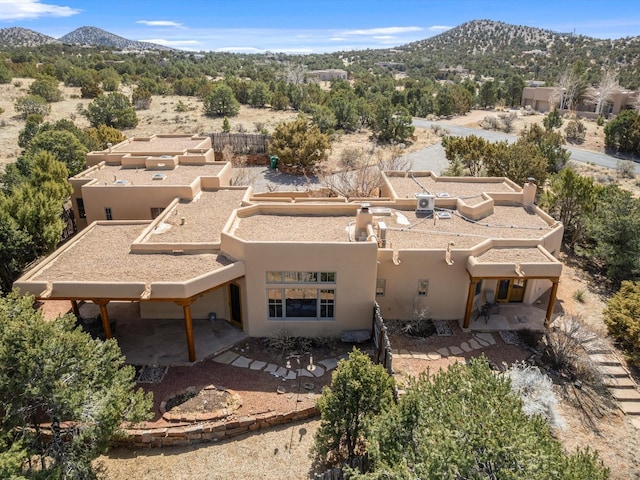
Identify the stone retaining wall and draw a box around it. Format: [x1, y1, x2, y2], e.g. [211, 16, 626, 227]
[113, 406, 319, 448]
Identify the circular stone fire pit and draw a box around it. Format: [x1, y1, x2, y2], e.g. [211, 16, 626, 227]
[160, 385, 242, 422]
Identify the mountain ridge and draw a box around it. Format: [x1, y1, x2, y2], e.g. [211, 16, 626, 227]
[0, 25, 173, 51]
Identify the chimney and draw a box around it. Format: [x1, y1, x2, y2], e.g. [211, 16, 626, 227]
[378, 221, 387, 248]
[356, 203, 373, 231]
[523, 179, 537, 207]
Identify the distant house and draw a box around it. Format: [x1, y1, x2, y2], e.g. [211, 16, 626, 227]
[308, 69, 348, 81]
[521, 86, 639, 117]
[15, 136, 563, 362]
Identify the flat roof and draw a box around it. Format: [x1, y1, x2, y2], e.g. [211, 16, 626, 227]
[29, 223, 231, 283]
[147, 189, 247, 244]
[230, 204, 554, 247]
[233, 214, 353, 242]
[476, 247, 555, 264]
[381, 206, 553, 249]
[386, 176, 517, 200]
[111, 136, 208, 153]
[78, 163, 225, 186]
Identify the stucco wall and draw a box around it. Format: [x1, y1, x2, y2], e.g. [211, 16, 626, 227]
[239, 241, 378, 337]
[81, 185, 196, 223]
[376, 249, 471, 320]
[140, 288, 228, 320]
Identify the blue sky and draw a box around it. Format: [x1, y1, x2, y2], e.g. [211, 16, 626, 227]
[1, 0, 639, 53]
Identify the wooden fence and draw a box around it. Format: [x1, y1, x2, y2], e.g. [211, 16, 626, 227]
[372, 302, 393, 375]
[209, 133, 270, 154]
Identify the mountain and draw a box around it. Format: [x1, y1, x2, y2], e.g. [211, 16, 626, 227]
[59, 26, 173, 51]
[0, 27, 59, 47]
[360, 19, 640, 87]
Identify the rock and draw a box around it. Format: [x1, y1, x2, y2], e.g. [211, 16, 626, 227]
[340, 330, 371, 343]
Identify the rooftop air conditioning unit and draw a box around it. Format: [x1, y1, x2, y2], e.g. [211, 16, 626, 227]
[416, 193, 435, 214]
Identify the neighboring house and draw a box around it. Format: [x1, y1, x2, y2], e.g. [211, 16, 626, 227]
[521, 86, 639, 117]
[15, 137, 564, 362]
[307, 69, 348, 81]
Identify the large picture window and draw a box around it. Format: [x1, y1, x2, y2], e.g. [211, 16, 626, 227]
[267, 271, 336, 320]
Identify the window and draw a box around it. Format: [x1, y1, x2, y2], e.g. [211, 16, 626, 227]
[376, 279, 386, 297]
[76, 198, 86, 219]
[266, 271, 335, 284]
[417, 279, 429, 297]
[150, 207, 164, 219]
[475, 280, 483, 296]
[320, 290, 335, 318]
[267, 271, 336, 320]
[267, 289, 283, 318]
[105, 207, 113, 220]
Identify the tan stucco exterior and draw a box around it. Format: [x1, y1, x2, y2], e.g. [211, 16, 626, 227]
[522, 86, 639, 117]
[14, 137, 564, 361]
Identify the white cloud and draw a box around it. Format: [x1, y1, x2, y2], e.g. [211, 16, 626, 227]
[428, 25, 452, 32]
[0, 0, 80, 20]
[329, 37, 346, 41]
[373, 35, 394, 40]
[136, 20, 184, 28]
[139, 38, 199, 47]
[342, 26, 423, 36]
[216, 46, 262, 53]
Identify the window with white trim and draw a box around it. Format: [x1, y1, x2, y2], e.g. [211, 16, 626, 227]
[266, 271, 336, 320]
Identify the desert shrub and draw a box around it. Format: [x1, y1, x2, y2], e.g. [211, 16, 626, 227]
[28, 75, 62, 102]
[498, 111, 518, 133]
[505, 362, 565, 430]
[132, 87, 152, 110]
[478, 115, 500, 130]
[14, 95, 50, 118]
[597, 115, 605, 126]
[617, 159, 636, 179]
[604, 281, 640, 366]
[543, 109, 563, 130]
[542, 316, 604, 387]
[573, 289, 586, 303]
[565, 119, 586, 143]
[174, 100, 189, 112]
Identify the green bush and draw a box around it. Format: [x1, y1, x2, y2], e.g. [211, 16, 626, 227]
[604, 281, 640, 366]
[565, 119, 586, 143]
[14, 95, 50, 118]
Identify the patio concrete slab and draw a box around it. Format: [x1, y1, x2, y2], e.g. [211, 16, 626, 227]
[449, 346, 463, 355]
[460, 342, 472, 352]
[275, 367, 288, 377]
[437, 348, 450, 357]
[475, 333, 496, 345]
[611, 389, 640, 401]
[319, 358, 338, 371]
[264, 363, 278, 373]
[231, 356, 252, 368]
[468, 339, 482, 350]
[88, 301, 248, 366]
[214, 351, 239, 365]
[427, 352, 442, 360]
[249, 360, 267, 370]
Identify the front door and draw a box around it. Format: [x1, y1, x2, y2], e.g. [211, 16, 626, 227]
[229, 283, 242, 328]
[495, 279, 527, 303]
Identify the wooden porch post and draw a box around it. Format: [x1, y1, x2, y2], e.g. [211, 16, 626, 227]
[95, 300, 112, 338]
[178, 301, 196, 362]
[463, 278, 478, 329]
[544, 278, 560, 328]
[71, 300, 80, 318]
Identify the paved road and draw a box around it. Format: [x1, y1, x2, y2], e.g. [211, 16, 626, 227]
[410, 118, 640, 174]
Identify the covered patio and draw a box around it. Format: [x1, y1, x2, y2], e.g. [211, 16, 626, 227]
[76, 301, 247, 366]
[462, 245, 563, 331]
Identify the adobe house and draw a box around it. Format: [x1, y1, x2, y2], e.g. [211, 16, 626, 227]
[14, 140, 564, 363]
[521, 86, 639, 117]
